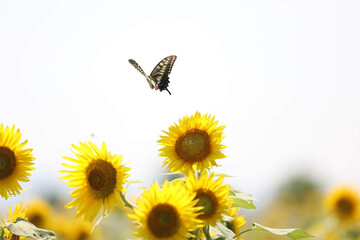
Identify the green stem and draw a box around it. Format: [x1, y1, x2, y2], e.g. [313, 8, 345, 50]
[195, 228, 200, 240]
[203, 226, 212, 240]
[120, 191, 135, 209]
[0, 227, 5, 240]
[234, 228, 253, 238]
[189, 228, 200, 240]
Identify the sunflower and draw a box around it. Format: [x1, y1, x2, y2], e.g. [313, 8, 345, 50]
[3, 201, 27, 240]
[48, 215, 70, 240]
[129, 180, 203, 239]
[158, 112, 226, 175]
[66, 218, 101, 240]
[324, 185, 360, 223]
[0, 124, 35, 199]
[52, 213, 104, 240]
[186, 172, 232, 226]
[60, 141, 130, 222]
[25, 198, 52, 229]
[226, 207, 246, 240]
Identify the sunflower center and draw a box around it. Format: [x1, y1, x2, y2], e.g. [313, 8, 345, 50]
[0, 146, 16, 180]
[195, 189, 218, 219]
[147, 203, 180, 238]
[77, 231, 89, 240]
[86, 160, 117, 199]
[29, 214, 43, 228]
[175, 129, 210, 163]
[337, 197, 354, 216]
[10, 235, 20, 240]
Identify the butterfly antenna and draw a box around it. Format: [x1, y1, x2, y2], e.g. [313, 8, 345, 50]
[166, 88, 171, 95]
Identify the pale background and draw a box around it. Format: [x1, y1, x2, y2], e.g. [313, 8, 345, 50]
[1, 0, 360, 211]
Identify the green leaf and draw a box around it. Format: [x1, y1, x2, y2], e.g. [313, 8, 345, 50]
[287, 230, 316, 240]
[4, 217, 56, 240]
[230, 187, 258, 201]
[213, 172, 231, 178]
[229, 187, 257, 209]
[221, 214, 235, 222]
[231, 197, 256, 209]
[0, 227, 5, 240]
[252, 223, 315, 240]
[210, 222, 235, 240]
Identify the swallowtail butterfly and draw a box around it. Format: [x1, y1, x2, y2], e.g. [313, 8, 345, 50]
[128, 55, 177, 95]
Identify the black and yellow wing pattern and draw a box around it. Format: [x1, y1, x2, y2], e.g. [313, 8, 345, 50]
[149, 55, 177, 95]
[128, 55, 177, 95]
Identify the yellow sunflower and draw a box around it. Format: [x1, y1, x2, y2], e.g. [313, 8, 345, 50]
[25, 198, 52, 229]
[158, 112, 226, 175]
[0, 124, 35, 199]
[186, 172, 232, 226]
[129, 180, 203, 240]
[60, 141, 130, 222]
[48, 215, 70, 240]
[227, 207, 246, 240]
[324, 185, 360, 223]
[66, 218, 101, 240]
[3, 201, 27, 240]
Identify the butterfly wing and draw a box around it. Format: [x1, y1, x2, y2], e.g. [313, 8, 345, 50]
[129, 59, 147, 77]
[150, 55, 177, 94]
[129, 59, 154, 89]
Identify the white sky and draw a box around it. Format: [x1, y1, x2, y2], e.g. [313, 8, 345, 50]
[1, 0, 360, 208]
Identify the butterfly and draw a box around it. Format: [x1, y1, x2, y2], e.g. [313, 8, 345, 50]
[128, 55, 177, 95]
